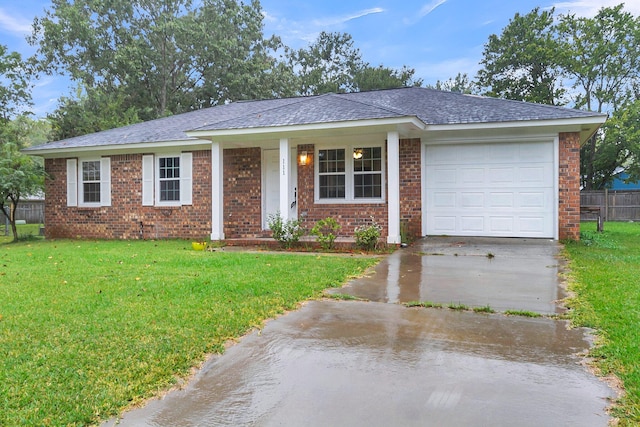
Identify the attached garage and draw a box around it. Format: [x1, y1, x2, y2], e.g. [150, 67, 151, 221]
[425, 140, 556, 238]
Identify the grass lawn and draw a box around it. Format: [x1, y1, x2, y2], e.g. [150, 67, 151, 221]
[0, 236, 378, 426]
[564, 221, 640, 425]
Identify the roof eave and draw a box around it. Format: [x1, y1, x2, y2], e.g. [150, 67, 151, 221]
[426, 115, 607, 144]
[22, 138, 212, 158]
[186, 116, 426, 140]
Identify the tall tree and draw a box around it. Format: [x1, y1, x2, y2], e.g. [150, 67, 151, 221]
[429, 73, 475, 94]
[353, 65, 422, 92]
[0, 143, 46, 242]
[0, 44, 32, 145]
[48, 86, 140, 140]
[557, 5, 640, 189]
[476, 8, 566, 105]
[29, 0, 294, 122]
[290, 31, 365, 95]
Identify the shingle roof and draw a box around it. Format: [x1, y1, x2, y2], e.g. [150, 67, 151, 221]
[25, 87, 606, 153]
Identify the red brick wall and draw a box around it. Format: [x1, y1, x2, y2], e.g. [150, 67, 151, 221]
[44, 151, 212, 239]
[558, 132, 581, 240]
[223, 147, 264, 238]
[399, 138, 422, 241]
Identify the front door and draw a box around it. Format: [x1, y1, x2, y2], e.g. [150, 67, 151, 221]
[263, 148, 297, 229]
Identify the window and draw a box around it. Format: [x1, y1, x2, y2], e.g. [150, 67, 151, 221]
[353, 147, 382, 198]
[159, 156, 180, 202]
[318, 149, 345, 199]
[66, 158, 111, 207]
[142, 153, 192, 206]
[316, 145, 384, 202]
[82, 160, 101, 203]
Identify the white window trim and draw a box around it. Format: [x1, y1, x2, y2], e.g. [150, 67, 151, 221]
[67, 157, 111, 208]
[142, 152, 193, 207]
[314, 144, 386, 204]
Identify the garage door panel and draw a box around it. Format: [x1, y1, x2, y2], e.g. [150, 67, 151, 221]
[425, 142, 555, 238]
[461, 192, 484, 207]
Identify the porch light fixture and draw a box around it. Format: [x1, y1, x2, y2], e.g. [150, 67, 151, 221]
[353, 148, 363, 160]
[299, 151, 308, 165]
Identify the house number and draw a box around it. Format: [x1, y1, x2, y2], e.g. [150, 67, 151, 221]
[282, 158, 286, 175]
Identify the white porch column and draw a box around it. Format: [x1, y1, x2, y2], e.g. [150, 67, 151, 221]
[211, 141, 225, 240]
[387, 131, 401, 244]
[279, 138, 291, 221]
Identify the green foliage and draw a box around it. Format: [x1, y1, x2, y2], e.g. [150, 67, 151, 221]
[0, 239, 377, 425]
[48, 86, 141, 140]
[267, 211, 305, 249]
[0, 44, 32, 123]
[353, 65, 423, 92]
[504, 310, 542, 318]
[428, 73, 475, 94]
[0, 143, 46, 242]
[476, 7, 566, 105]
[354, 217, 382, 251]
[310, 217, 341, 250]
[30, 0, 295, 124]
[565, 222, 640, 423]
[404, 301, 443, 309]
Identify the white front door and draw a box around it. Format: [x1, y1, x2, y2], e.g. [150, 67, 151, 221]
[263, 148, 297, 229]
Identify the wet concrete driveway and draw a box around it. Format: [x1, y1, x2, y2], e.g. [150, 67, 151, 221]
[104, 237, 615, 426]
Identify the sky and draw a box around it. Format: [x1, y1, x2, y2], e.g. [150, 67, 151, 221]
[1, 0, 639, 118]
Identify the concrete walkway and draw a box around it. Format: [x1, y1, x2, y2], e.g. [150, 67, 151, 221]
[103, 237, 615, 427]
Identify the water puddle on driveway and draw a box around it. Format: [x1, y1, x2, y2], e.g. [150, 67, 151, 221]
[105, 301, 614, 427]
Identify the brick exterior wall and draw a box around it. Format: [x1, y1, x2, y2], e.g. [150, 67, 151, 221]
[223, 147, 264, 238]
[558, 132, 581, 240]
[399, 138, 422, 241]
[44, 151, 212, 239]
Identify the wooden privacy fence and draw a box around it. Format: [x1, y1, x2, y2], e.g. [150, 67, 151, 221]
[581, 190, 640, 221]
[14, 200, 45, 224]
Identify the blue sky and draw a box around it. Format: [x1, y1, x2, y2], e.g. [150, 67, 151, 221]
[1, 0, 638, 117]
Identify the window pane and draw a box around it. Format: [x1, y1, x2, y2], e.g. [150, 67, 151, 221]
[319, 175, 345, 199]
[319, 149, 345, 173]
[83, 182, 101, 203]
[160, 156, 180, 179]
[160, 179, 180, 201]
[354, 147, 381, 172]
[354, 173, 382, 198]
[82, 161, 101, 182]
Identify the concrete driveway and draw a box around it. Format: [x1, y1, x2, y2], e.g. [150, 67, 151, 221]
[104, 237, 615, 427]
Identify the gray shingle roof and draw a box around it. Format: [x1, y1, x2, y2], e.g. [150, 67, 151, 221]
[25, 87, 606, 153]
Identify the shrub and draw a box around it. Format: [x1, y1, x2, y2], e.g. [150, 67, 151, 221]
[310, 217, 341, 250]
[267, 211, 304, 249]
[354, 217, 382, 251]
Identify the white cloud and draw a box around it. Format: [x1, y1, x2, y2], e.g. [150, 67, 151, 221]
[311, 8, 385, 27]
[418, 0, 448, 18]
[551, 0, 640, 17]
[0, 8, 32, 36]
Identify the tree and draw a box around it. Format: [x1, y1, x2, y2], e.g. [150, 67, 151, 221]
[289, 32, 365, 95]
[429, 73, 475, 94]
[353, 65, 422, 92]
[595, 100, 640, 188]
[0, 45, 31, 125]
[0, 144, 46, 242]
[48, 86, 140, 140]
[557, 5, 640, 189]
[30, 0, 294, 122]
[476, 8, 566, 105]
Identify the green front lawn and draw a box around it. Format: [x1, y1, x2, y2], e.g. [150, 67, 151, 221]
[0, 239, 377, 426]
[565, 222, 640, 425]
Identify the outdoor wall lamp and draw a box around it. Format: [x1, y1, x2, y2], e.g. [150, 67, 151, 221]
[299, 151, 308, 165]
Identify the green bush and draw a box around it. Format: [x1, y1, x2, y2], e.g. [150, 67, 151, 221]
[267, 211, 304, 248]
[310, 217, 341, 250]
[354, 217, 382, 250]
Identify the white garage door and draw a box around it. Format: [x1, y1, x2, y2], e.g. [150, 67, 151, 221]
[425, 142, 555, 238]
